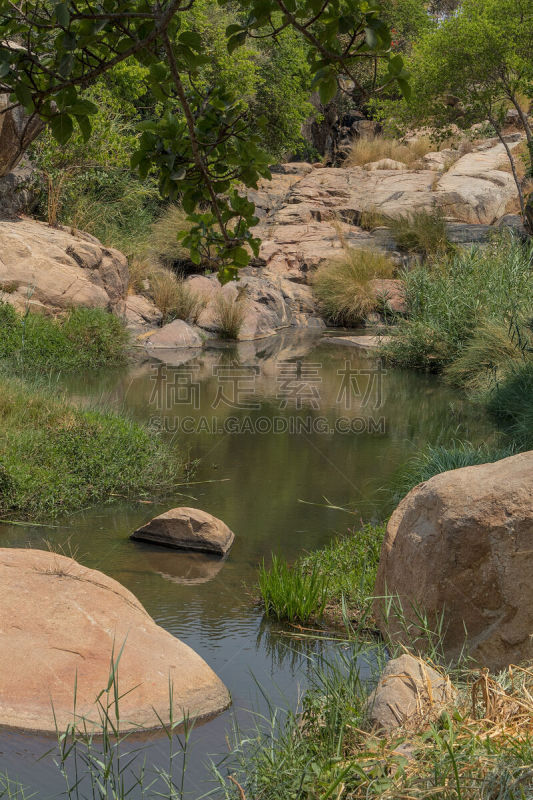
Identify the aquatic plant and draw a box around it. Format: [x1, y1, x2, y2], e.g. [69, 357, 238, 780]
[258, 554, 329, 623]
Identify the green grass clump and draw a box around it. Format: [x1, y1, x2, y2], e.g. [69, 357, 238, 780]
[381, 235, 533, 371]
[0, 374, 182, 519]
[397, 441, 515, 499]
[0, 303, 129, 372]
[300, 523, 386, 622]
[312, 248, 396, 326]
[485, 360, 533, 450]
[214, 293, 247, 340]
[258, 554, 329, 623]
[387, 210, 451, 258]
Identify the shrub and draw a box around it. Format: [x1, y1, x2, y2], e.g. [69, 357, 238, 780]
[0, 303, 129, 371]
[214, 292, 247, 339]
[485, 360, 533, 450]
[381, 235, 533, 371]
[444, 318, 528, 394]
[0, 374, 183, 520]
[258, 555, 329, 623]
[312, 248, 395, 326]
[386, 209, 451, 258]
[346, 134, 433, 168]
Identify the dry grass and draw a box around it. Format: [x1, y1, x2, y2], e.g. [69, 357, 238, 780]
[145, 205, 193, 268]
[346, 135, 433, 168]
[359, 206, 386, 231]
[312, 248, 395, 326]
[129, 259, 206, 324]
[214, 291, 248, 339]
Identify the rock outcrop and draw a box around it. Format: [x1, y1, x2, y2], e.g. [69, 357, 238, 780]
[0, 218, 128, 313]
[144, 318, 203, 349]
[374, 451, 533, 671]
[0, 94, 43, 178]
[367, 654, 456, 733]
[0, 548, 230, 733]
[132, 507, 235, 556]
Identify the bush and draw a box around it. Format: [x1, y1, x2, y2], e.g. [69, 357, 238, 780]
[0, 304, 129, 372]
[346, 134, 432, 167]
[258, 555, 329, 623]
[444, 318, 528, 394]
[485, 360, 533, 450]
[312, 248, 395, 326]
[145, 205, 195, 270]
[0, 374, 183, 520]
[386, 209, 451, 258]
[381, 235, 533, 371]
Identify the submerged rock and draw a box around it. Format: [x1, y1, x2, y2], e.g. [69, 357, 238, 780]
[132, 507, 235, 556]
[374, 451, 533, 671]
[367, 654, 456, 733]
[0, 548, 230, 733]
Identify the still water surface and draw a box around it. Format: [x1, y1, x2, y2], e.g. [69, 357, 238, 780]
[0, 331, 496, 796]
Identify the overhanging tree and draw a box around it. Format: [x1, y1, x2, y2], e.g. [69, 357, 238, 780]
[0, 0, 409, 281]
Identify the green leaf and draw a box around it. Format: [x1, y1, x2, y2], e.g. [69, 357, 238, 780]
[318, 72, 337, 105]
[231, 247, 250, 267]
[69, 99, 98, 116]
[75, 114, 92, 142]
[397, 76, 411, 101]
[0, 60, 10, 79]
[227, 31, 247, 54]
[54, 2, 70, 27]
[14, 83, 34, 111]
[50, 113, 74, 145]
[179, 31, 202, 50]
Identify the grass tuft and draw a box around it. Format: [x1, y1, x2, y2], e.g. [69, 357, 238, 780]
[485, 359, 533, 450]
[214, 292, 247, 340]
[346, 134, 433, 168]
[312, 248, 395, 326]
[258, 554, 329, 623]
[386, 209, 451, 258]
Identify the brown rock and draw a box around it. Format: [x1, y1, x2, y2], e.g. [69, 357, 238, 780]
[132, 507, 235, 556]
[369, 278, 406, 314]
[0, 548, 230, 733]
[0, 218, 128, 312]
[144, 319, 203, 349]
[367, 654, 456, 733]
[374, 451, 533, 671]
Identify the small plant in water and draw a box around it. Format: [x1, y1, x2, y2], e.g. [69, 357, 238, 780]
[258, 554, 329, 623]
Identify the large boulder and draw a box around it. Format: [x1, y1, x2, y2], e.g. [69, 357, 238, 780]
[144, 318, 203, 349]
[367, 654, 456, 733]
[0, 218, 128, 313]
[132, 507, 235, 556]
[374, 452, 533, 671]
[0, 548, 230, 733]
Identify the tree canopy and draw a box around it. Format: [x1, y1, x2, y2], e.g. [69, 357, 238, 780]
[0, 0, 409, 281]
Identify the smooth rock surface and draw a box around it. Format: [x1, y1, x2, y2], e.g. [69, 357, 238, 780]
[374, 451, 533, 671]
[0, 548, 230, 733]
[132, 507, 235, 556]
[0, 218, 128, 312]
[144, 319, 203, 349]
[367, 654, 456, 733]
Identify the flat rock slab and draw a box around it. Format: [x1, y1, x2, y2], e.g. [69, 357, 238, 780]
[0, 548, 230, 733]
[132, 507, 235, 556]
[322, 335, 390, 350]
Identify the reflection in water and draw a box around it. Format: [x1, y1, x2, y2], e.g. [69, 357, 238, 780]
[0, 331, 496, 795]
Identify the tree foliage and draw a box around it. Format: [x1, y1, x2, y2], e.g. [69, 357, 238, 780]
[0, 0, 408, 281]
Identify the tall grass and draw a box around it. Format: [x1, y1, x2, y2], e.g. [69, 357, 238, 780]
[386, 209, 451, 258]
[145, 205, 194, 269]
[381, 235, 533, 371]
[258, 555, 329, 623]
[0, 303, 129, 372]
[485, 359, 533, 450]
[128, 262, 206, 324]
[346, 134, 433, 167]
[312, 248, 395, 326]
[0, 373, 183, 520]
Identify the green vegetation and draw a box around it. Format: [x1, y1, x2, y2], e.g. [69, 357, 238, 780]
[397, 441, 514, 498]
[380, 235, 533, 372]
[386, 210, 451, 259]
[313, 249, 396, 326]
[0, 303, 129, 372]
[0, 374, 182, 520]
[258, 554, 329, 623]
[486, 360, 533, 450]
[258, 523, 385, 625]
